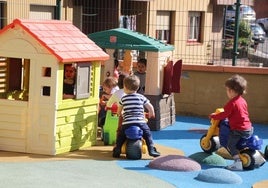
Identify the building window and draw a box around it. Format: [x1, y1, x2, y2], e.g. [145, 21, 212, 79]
[0, 58, 30, 101]
[156, 11, 171, 44]
[188, 12, 202, 42]
[0, 1, 7, 29]
[29, 4, 56, 20]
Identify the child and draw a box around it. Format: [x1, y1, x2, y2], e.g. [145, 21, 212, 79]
[101, 77, 119, 101]
[106, 73, 127, 137]
[106, 73, 126, 108]
[209, 74, 253, 171]
[63, 64, 76, 99]
[134, 58, 147, 94]
[113, 75, 160, 158]
[113, 59, 120, 80]
[98, 77, 119, 128]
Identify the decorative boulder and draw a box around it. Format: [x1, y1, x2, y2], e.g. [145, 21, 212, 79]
[189, 152, 226, 166]
[195, 168, 242, 184]
[148, 155, 201, 171]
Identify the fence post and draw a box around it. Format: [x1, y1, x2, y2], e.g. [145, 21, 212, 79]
[56, 0, 61, 20]
[232, 0, 241, 66]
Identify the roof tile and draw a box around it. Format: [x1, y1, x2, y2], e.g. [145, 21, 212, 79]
[6, 19, 109, 62]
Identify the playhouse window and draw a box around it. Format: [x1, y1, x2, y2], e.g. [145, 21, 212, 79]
[41, 67, 52, 97]
[75, 63, 92, 99]
[43, 67, 51, 77]
[63, 63, 92, 100]
[42, 86, 50, 96]
[0, 57, 30, 101]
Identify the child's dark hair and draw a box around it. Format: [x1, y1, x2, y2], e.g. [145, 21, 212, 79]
[118, 73, 127, 89]
[225, 74, 247, 95]
[138, 58, 147, 67]
[123, 75, 140, 91]
[114, 59, 119, 68]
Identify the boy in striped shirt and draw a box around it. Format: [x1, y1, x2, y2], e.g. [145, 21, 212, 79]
[112, 75, 160, 158]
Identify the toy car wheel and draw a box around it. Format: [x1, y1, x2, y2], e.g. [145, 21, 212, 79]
[240, 149, 255, 170]
[141, 139, 147, 154]
[126, 139, 142, 160]
[264, 145, 268, 160]
[200, 134, 220, 154]
[103, 133, 109, 145]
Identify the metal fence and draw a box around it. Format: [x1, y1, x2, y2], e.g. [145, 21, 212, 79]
[0, 0, 267, 67]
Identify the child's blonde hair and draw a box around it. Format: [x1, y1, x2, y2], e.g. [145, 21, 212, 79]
[102, 77, 118, 89]
[123, 75, 140, 91]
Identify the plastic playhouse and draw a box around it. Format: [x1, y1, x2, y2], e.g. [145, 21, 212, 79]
[89, 28, 182, 131]
[0, 19, 109, 155]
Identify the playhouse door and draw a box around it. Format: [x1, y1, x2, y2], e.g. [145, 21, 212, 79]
[26, 63, 56, 155]
[27, 105, 56, 155]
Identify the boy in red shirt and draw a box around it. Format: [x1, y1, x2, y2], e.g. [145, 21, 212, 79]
[209, 74, 253, 171]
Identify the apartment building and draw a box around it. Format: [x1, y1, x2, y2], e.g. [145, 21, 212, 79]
[0, 0, 74, 29]
[0, 0, 255, 65]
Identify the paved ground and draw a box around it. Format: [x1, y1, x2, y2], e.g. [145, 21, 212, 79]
[0, 140, 183, 162]
[0, 141, 184, 188]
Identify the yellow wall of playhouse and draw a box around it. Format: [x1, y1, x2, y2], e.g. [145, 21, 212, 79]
[55, 62, 101, 154]
[0, 100, 28, 152]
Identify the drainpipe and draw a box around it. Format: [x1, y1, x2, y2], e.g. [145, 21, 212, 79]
[56, 0, 61, 20]
[147, 1, 150, 35]
[232, 0, 241, 66]
[223, 5, 227, 38]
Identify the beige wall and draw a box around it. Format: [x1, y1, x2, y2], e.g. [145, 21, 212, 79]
[174, 65, 268, 124]
[148, 0, 220, 65]
[5, 0, 73, 24]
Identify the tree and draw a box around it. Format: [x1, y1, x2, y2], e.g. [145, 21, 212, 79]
[238, 21, 252, 47]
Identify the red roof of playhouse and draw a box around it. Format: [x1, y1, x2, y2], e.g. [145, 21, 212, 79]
[0, 19, 109, 63]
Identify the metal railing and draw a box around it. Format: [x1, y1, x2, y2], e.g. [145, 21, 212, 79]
[0, 0, 267, 67]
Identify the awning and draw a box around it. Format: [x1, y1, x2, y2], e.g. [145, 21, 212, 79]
[88, 28, 174, 52]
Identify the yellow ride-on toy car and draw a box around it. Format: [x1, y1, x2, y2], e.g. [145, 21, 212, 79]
[103, 104, 148, 159]
[200, 108, 266, 170]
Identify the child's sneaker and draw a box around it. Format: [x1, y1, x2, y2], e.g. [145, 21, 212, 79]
[225, 159, 243, 171]
[112, 147, 121, 158]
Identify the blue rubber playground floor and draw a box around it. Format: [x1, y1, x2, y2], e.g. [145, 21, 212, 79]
[117, 115, 268, 188]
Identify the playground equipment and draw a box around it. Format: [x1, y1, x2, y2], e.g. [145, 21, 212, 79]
[103, 104, 148, 159]
[121, 126, 147, 160]
[0, 19, 109, 155]
[200, 108, 266, 170]
[103, 112, 147, 159]
[89, 28, 180, 131]
[103, 104, 119, 145]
